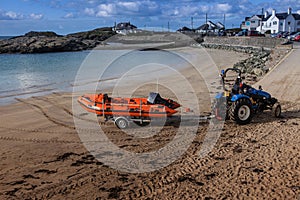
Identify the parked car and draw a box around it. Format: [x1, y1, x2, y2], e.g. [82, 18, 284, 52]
[288, 32, 300, 40]
[270, 33, 278, 38]
[281, 32, 290, 38]
[294, 34, 300, 42]
[248, 31, 265, 37]
[218, 31, 227, 36]
[236, 30, 247, 36]
[283, 32, 297, 38]
[276, 31, 286, 38]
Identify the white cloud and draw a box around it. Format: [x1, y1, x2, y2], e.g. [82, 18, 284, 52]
[0, 9, 44, 20]
[96, 11, 109, 17]
[118, 2, 139, 12]
[64, 12, 74, 18]
[82, 0, 160, 18]
[173, 9, 179, 16]
[297, 10, 300, 15]
[96, 4, 115, 17]
[168, 5, 199, 17]
[215, 3, 232, 13]
[29, 13, 43, 20]
[200, 5, 209, 13]
[5, 11, 18, 19]
[2, 11, 24, 20]
[84, 8, 95, 16]
[87, 0, 96, 4]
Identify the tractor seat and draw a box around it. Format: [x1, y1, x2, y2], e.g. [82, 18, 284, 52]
[232, 84, 240, 94]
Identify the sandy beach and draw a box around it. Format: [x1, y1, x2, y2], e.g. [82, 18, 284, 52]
[0, 46, 299, 199]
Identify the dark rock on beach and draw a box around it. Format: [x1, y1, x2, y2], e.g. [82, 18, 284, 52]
[0, 27, 116, 54]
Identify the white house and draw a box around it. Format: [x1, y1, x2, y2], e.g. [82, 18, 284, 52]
[285, 13, 300, 32]
[195, 21, 224, 33]
[241, 15, 264, 31]
[113, 22, 138, 35]
[216, 22, 225, 30]
[259, 8, 300, 33]
[241, 8, 300, 34]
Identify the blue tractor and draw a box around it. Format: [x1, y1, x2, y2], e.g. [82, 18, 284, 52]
[212, 68, 281, 125]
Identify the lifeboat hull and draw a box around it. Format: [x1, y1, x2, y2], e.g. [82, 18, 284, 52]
[78, 92, 180, 118]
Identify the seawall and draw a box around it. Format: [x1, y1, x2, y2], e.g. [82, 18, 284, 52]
[202, 36, 290, 50]
[198, 36, 292, 80]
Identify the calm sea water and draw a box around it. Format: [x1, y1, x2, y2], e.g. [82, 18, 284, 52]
[0, 36, 14, 40]
[0, 49, 187, 105]
[0, 51, 90, 104]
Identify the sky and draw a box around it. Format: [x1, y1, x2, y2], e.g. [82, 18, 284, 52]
[0, 0, 300, 35]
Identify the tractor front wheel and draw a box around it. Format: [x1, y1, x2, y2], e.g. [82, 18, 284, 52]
[229, 98, 253, 125]
[272, 102, 281, 118]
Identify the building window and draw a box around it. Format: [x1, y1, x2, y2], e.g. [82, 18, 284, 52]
[288, 22, 291, 25]
[280, 22, 283, 26]
[298, 21, 300, 26]
[273, 21, 277, 25]
[251, 21, 256, 23]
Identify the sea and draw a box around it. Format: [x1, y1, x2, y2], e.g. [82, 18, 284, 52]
[0, 45, 188, 105]
[0, 51, 90, 105]
[0, 36, 14, 40]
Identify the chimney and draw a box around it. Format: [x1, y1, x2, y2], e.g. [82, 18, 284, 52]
[264, 11, 269, 18]
[272, 9, 276, 16]
[288, 7, 292, 15]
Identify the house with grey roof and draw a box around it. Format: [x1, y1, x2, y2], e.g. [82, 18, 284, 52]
[195, 21, 224, 33]
[177, 26, 194, 33]
[241, 8, 300, 34]
[241, 15, 264, 31]
[113, 22, 138, 35]
[259, 8, 300, 33]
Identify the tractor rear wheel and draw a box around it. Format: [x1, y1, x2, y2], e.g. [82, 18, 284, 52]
[229, 98, 253, 125]
[272, 102, 281, 118]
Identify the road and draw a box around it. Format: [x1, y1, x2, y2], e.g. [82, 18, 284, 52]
[255, 42, 300, 103]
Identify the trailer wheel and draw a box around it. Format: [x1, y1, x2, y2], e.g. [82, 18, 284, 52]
[229, 98, 253, 125]
[272, 102, 281, 118]
[115, 117, 129, 129]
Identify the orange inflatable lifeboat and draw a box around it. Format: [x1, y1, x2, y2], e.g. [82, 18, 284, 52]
[78, 92, 181, 119]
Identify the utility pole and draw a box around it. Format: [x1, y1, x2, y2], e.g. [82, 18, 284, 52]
[191, 17, 194, 30]
[205, 13, 208, 35]
[168, 21, 170, 32]
[223, 14, 226, 29]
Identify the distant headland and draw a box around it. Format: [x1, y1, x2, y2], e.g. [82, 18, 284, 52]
[0, 27, 116, 54]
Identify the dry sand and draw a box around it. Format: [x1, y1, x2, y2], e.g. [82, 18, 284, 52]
[0, 47, 299, 199]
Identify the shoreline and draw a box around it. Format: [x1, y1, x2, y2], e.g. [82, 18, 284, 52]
[0, 46, 249, 107]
